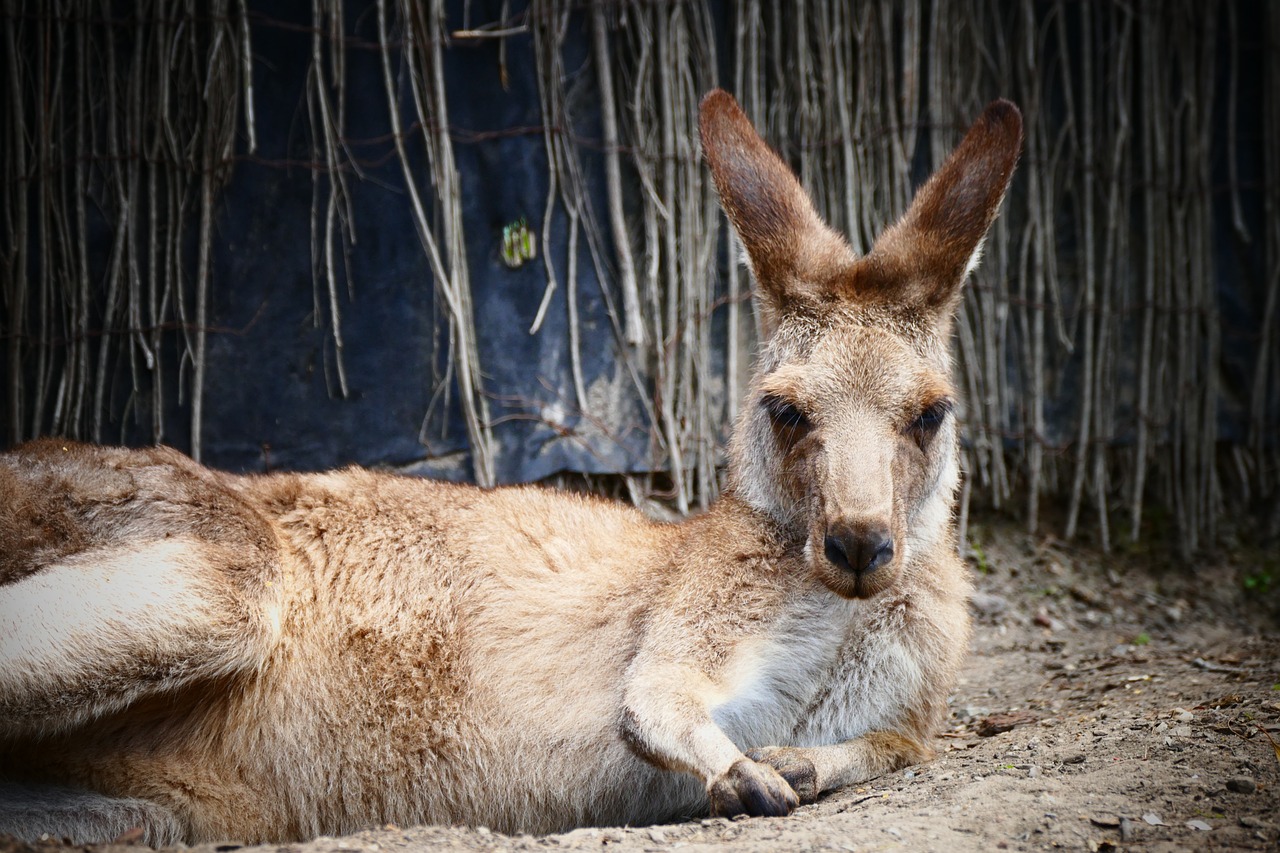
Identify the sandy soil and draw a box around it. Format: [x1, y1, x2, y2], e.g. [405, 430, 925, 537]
[4, 518, 1278, 853]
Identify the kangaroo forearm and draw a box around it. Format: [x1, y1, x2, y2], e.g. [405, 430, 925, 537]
[619, 658, 804, 819]
[620, 670, 742, 782]
[810, 731, 931, 791]
[747, 730, 932, 804]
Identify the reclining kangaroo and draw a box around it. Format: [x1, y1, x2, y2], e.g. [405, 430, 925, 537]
[0, 90, 1021, 845]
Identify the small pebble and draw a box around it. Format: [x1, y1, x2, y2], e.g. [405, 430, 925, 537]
[971, 591, 1009, 616]
[1034, 609, 1066, 631]
[1226, 776, 1257, 794]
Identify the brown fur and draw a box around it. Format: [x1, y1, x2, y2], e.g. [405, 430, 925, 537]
[0, 90, 1021, 845]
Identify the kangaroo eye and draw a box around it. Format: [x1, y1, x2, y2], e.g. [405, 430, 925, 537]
[906, 399, 952, 450]
[762, 395, 812, 440]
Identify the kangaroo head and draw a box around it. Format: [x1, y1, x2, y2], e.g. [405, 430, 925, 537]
[700, 89, 1021, 600]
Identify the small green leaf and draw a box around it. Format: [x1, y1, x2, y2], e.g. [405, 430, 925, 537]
[1134, 632, 1151, 646]
[968, 540, 990, 574]
[1243, 571, 1274, 593]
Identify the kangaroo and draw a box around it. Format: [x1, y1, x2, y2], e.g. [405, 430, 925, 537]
[0, 90, 1021, 846]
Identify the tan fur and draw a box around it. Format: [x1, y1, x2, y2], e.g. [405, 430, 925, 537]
[0, 90, 1021, 845]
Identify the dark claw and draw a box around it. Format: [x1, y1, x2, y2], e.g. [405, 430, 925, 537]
[740, 777, 789, 817]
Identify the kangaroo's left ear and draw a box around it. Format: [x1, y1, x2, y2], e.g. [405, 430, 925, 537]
[867, 100, 1022, 314]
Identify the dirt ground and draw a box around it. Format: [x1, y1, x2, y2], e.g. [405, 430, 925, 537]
[4, 517, 1278, 853]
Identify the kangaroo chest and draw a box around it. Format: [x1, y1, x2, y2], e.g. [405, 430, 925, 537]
[711, 595, 921, 750]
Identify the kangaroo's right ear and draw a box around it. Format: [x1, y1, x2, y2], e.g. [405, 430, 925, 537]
[866, 99, 1022, 315]
[699, 89, 854, 332]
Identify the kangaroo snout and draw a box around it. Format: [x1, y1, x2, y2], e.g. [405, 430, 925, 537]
[823, 521, 894, 576]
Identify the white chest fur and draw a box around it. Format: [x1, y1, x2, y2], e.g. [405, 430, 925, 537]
[710, 592, 923, 751]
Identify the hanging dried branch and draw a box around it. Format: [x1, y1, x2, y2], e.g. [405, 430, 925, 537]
[1253, 5, 1280, 508]
[528, 0, 654, 434]
[375, 0, 496, 485]
[307, 0, 352, 398]
[4, 4, 30, 443]
[591, 1, 645, 349]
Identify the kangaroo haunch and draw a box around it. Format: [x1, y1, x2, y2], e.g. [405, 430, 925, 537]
[0, 89, 1022, 845]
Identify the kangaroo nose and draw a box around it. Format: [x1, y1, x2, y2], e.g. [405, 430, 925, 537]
[823, 523, 894, 574]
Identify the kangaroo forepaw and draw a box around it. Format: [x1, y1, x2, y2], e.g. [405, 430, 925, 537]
[744, 746, 819, 804]
[707, 758, 799, 818]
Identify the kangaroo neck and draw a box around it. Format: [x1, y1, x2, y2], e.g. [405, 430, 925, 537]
[694, 488, 807, 557]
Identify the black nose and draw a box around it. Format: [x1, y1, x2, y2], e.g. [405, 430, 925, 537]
[824, 524, 894, 574]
